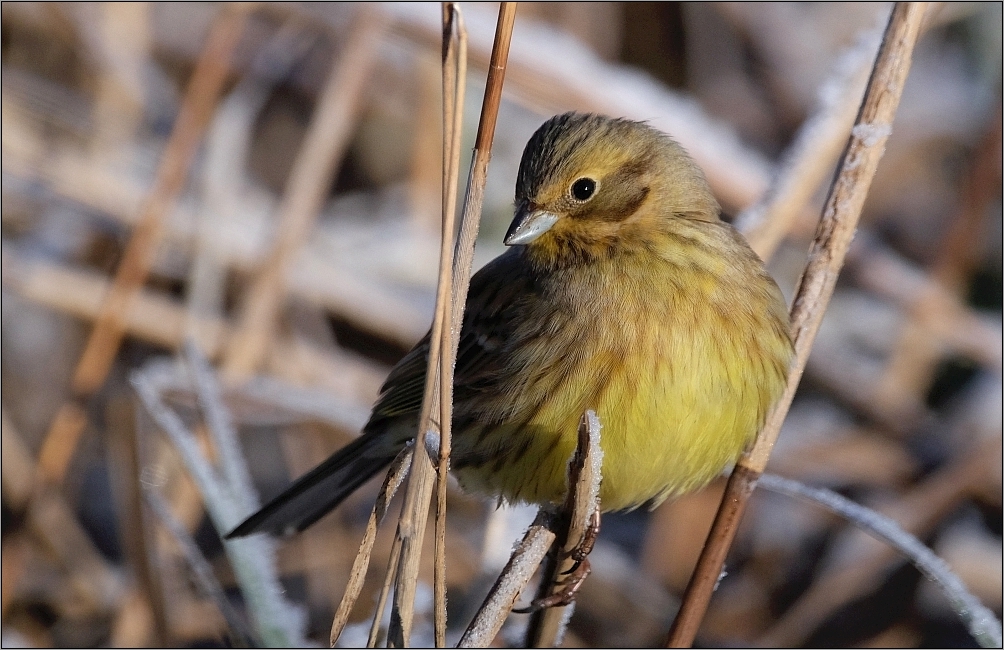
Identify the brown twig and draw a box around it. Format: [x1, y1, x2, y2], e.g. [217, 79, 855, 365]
[459, 411, 603, 648]
[666, 4, 930, 646]
[434, 3, 468, 646]
[34, 5, 247, 486]
[221, 7, 388, 382]
[526, 411, 604, 648]
[327, 445, 412, 646]
[386, 4, 516, 647]
[459, 511, 557, 647]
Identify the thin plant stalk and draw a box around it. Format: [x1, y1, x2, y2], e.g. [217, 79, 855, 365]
[143, 488, 254, 646]
[434, 3, 468, 646]
[460, 411, 603, 648]
[386, 4, 516, 647]
[371, 533, 405, 648]
[459, 514, 557, 648]
[131, 362, 306, 646]
[666, 3, 930, 646]
[328, 446, 413, 646]
[526, 411, 604, 648]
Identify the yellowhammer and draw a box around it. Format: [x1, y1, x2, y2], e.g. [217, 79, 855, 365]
[228, 112, 793, 539]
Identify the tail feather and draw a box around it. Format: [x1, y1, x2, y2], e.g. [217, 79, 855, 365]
[225, 432, 397, 538]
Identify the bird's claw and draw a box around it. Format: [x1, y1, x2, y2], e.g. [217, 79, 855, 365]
[514, 558, 592, 613]
[514, 509, 601, 612]
[561, 509, 600, 575]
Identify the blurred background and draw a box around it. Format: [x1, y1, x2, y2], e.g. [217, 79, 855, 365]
[1, 2, 1001, 647]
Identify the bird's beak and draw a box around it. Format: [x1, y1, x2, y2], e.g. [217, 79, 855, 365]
[504, 202, 560, 246]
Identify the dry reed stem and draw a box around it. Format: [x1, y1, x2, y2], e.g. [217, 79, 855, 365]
[434, 4, 468, 645]
[33, 6, 247, 486]
[387, 164, 446, 641]
[329, 446, 413, 646]
[526, 411, 604, 648]
[221, 7, 388, 382]
[370, 534, 405, 647]
[459, 512, 557, 647]
[666, 4, 929, 646]
[449, 2, 517, 309]
[386, 4, 515, 647]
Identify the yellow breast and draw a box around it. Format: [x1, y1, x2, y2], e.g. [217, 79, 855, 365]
[454, 225, 792, 511]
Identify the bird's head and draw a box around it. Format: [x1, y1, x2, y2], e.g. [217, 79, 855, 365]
[505, 113, 720, 267]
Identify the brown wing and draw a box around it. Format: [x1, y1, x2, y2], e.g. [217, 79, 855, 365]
[227, 248, 542, 537]
[365, 247, 540, 433]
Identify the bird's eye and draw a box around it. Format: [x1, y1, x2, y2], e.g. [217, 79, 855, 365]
[571, 177, 597, 201]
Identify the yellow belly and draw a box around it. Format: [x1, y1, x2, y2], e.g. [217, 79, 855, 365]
[453, 254, 791, 511]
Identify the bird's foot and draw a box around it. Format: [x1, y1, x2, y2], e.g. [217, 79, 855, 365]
[563, 509, 600, 576]
[514, 509, 601, 612]
[514, 558, 592, 613]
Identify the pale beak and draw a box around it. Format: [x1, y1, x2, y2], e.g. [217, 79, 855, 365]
[504, 202, 560, 246]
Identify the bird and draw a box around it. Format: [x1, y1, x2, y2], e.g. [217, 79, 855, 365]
[227, 112, 793, 539]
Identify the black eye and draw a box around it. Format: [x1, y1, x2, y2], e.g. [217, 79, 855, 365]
[571, 177, 596, 201]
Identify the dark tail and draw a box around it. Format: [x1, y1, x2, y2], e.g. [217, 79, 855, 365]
[225, 431, 397, 539]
